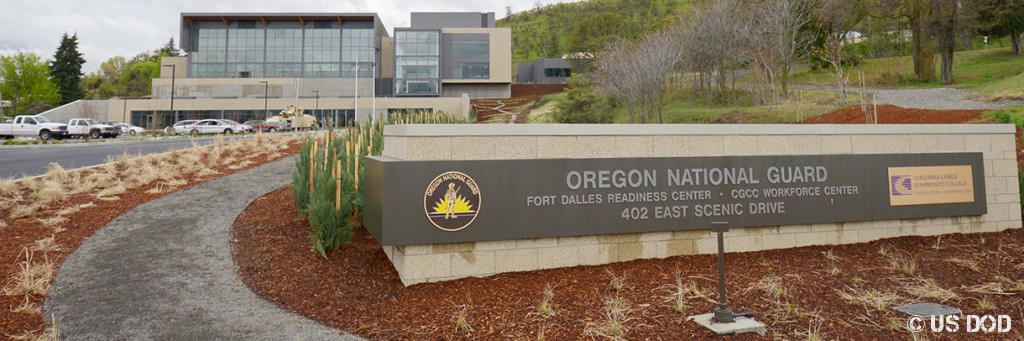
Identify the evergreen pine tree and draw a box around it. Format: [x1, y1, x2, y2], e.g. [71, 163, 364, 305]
[159, 37, 182, 57]
[50, 32, 86, 104]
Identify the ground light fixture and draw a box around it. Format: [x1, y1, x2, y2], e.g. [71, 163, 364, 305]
[688, 222, 766, 336]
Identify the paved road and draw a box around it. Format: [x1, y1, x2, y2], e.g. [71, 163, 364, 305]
[0, 136, 261, 179]
[44, 157, 358, 340]
[794, 85, 1024, 110]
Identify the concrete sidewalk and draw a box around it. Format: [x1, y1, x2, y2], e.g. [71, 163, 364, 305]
[44, 157, 360, 340]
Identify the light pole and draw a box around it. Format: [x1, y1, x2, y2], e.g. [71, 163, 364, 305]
[122, 94, 128, 124]
[160, 64, 176, 130]
[259, 81, 269, 120]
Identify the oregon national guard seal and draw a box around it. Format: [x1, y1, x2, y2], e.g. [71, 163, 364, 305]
[424, 171, 481, 232]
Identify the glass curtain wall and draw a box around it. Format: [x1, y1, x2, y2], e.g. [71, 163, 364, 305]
[305, 23, 341, 77]
[394, 30, 440, 95]
[450, 38, 489, 79]
[265, 28, 303, 77]
[188, 20, 377, 79]
[342, 29, 374, 78]
[227, 23, 265, 78]
[190, 28, 227, 77]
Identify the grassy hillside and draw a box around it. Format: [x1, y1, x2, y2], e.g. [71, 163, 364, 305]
[498, 0, 692, 66]
[795, 47, 1024, 100]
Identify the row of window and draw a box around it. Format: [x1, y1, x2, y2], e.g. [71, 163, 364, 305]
[544, 68, 571, 78]
[394, 31, 440, 95]
[190, 27, 374, 78]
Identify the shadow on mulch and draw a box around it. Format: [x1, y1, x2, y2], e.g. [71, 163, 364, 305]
[234, 187, 1024, 340]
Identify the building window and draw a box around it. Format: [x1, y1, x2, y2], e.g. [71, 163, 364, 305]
[342, 29, 374, 77]
[452, 40, 489, 58]
[227, 28, 264, 63]
[395, 30, 440, 96]
[452, 62, 489, 79]
[544, 68, 571, 78]
[194, 28, 227, 63]
[304, 25, 340, 78]
[266, 28, 303, 78]
[447, 37, 489, 80]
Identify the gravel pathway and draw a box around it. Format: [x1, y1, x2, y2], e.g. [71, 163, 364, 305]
[44, 157, 360, 340]
[795, 85, 1024, 110]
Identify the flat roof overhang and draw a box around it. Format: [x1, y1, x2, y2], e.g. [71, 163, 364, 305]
[181, 12, 377, 26]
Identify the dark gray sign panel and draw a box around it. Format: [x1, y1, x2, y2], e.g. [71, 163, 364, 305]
[365, 153, 986, 246]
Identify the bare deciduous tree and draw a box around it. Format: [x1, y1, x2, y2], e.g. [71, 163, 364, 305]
[594, 29, 683, 123]
[676, 0, 753, 104]
[750, 0, 815, 102]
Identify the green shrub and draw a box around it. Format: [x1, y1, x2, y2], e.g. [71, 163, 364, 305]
[292, 136, 314, 210]
[985, 106, 1024, 128]
[307, 162, 355, 258]
[1019, 170, 1024, 220]
[552, 74, 616, 123]
[296, 112, 471, 255]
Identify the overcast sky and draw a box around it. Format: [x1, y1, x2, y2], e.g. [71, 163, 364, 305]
[0, 0, 579, 73]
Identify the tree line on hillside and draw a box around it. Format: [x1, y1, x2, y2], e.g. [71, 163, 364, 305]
[0, 35, 180, 117]
[548, 0, 1024, 124]
[500, 0, 689, 65]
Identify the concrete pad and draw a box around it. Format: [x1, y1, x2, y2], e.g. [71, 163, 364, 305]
[688, 313, 767, 336]
[893, 303, 962, 317]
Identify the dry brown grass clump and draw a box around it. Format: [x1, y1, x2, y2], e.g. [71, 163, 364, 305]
[31, 181, 66, 205]
[901, 278, 959, 302]
[36, 216, 68, 228]
[11, 296, 41, 315]
[584, 296, 636, 340]
[837, 286, 902, 312]
[8, 203, 43, 221]
[30, 236, 62, 253]
[0, 176, 19, 196]
[1, 248, 56, 297]
[93, 183, 127, 199]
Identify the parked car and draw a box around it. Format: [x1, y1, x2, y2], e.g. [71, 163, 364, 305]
[115, 123, 146, 136]
[221, 119, 252, 133]
[242, 120, 285, 132]
[0, 115, 69, 140]
[67, 118, 121, 139]
[166, 120, 197, 135]
[267, 121, 291, 131]
[187, 119, 245, 135]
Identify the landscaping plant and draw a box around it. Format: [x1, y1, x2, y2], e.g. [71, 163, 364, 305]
[297, 112, 472, 256]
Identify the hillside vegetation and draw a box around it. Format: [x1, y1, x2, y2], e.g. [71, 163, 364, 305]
[498, 0, 691, 65]
[796, 46, 1024, 100]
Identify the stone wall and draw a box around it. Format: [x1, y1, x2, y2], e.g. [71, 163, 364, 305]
[381, 124, 1022, 286]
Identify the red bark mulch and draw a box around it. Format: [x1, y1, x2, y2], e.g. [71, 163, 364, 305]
[800, 104, 986, 124]
[803, 104, 1024, 170]
[0, 140, 302, 338]
[234, 187, 1024, 340]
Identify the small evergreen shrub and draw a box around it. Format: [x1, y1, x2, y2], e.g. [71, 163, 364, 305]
[293, 112, 472, 255]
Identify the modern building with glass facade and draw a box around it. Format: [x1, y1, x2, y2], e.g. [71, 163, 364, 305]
[99, 12, 511, 129]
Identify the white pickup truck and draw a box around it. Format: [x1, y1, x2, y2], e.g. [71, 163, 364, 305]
[0, 115, 69, 140]
[66, 118, 121, 139]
